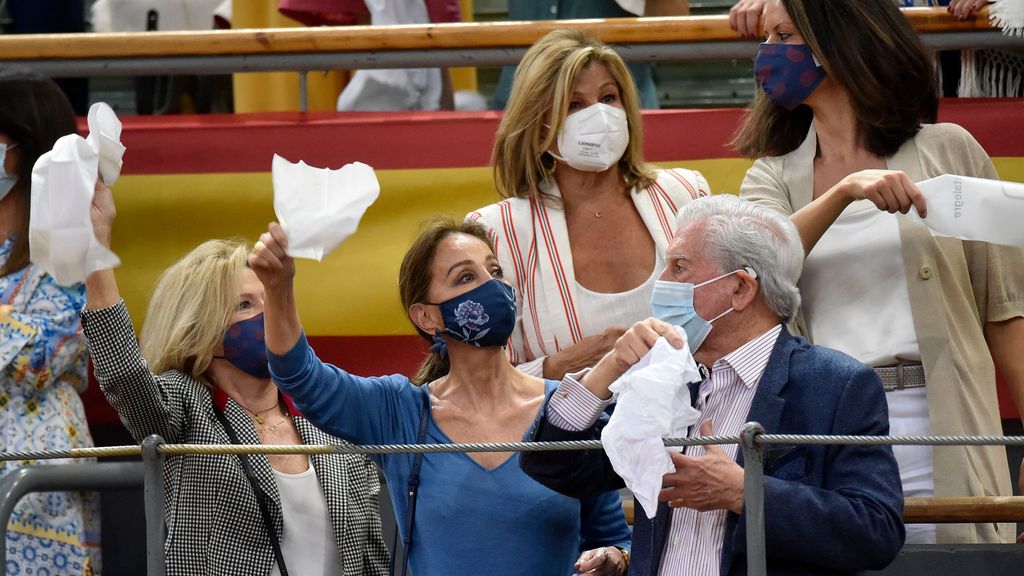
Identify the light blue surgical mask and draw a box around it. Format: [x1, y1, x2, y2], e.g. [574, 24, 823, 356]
[0, 143, 19, 202]
[650, 266, 757, 352]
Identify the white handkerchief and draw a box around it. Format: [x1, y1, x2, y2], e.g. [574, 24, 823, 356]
[602, 326, 702, 520]
[910, 174, 1024, 247]
[272, 155, 381, 261]
[29, 103, 123, 286]
[86, 101, 125, 186]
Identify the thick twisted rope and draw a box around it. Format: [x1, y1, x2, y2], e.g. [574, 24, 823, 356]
[4, 434, 1024, 462]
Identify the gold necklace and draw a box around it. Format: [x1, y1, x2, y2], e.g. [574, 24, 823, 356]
[235, 399, 279, 425]
[256, 415, 290, 435]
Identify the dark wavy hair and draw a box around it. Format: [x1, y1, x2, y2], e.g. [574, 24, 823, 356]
[399, 217, 495, 385]
[731, 0, 938, 159]
[0, 68, 78, 277]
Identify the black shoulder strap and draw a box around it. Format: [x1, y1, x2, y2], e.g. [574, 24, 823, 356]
[213, 407, 289, 576]
[401, 385, 431, 576]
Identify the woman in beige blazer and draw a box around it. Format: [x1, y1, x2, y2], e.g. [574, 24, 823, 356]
[736, 0, 1024, 544]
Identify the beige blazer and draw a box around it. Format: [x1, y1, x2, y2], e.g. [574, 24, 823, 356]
[741, 123, 1024, 544]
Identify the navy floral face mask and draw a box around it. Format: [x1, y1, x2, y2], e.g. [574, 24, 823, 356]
[430, 279, 516, 348]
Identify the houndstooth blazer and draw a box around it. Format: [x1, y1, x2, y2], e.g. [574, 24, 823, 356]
[81, 301, 390, 576]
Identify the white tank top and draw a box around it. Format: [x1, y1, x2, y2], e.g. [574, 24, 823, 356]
[268, 461, 343, 576]
[574, 251, 663, 337]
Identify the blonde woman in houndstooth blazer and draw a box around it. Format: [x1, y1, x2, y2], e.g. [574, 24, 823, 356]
[80, 183, 389, 576]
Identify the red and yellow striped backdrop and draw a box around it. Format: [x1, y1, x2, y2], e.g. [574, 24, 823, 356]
[80, 100, 1024, 425]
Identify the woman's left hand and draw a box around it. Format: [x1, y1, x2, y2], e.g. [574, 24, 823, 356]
[574, 546, 627, 575]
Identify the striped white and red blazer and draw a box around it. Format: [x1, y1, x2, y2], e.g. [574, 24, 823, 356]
[467, 168, 710, 375]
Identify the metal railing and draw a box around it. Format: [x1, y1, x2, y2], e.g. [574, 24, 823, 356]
[4, 427, 1024, 576]
[0, 8, 1018, 78]
[0, 461, 144, 575]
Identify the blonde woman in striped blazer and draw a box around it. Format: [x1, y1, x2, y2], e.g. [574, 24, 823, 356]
[469, 30, 710, 380]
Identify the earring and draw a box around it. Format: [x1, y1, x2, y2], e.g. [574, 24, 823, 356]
[430, 330, 448, 360]
[540, 152, 556, 177]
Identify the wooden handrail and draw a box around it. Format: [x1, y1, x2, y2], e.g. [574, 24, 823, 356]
[0, 8, 994, 62]
[904, 496, 1024, 524]
[622, 495, 1024, 525]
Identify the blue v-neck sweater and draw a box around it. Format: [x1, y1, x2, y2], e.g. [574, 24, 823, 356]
[269, 333, 631, 576]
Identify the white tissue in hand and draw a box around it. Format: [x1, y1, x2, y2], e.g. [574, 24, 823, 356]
[602, 327, 702, 520]
[29, 138, 121, 286]
[272, 154, 381, 261]
[911, 174, 1024, 247]
[86, 102, 125, 186]
[29, 103, 123, 286]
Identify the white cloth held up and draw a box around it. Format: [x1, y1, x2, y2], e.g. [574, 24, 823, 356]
[911, 174, 1024, 247]
[86, 102, 126, 187]
[991, 0, 1024, 37]
[29, 102, 123, 286]
[271, 155, 380, 261]
[601, 327, 702, 520]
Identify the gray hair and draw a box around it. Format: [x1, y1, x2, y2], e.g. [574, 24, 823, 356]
[676, 194, 804, 322]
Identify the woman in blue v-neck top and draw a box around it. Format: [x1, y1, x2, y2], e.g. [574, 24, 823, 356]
[252, 217, 632, 576]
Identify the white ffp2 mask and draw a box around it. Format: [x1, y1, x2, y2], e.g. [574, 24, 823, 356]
[550, 103, 629, 172]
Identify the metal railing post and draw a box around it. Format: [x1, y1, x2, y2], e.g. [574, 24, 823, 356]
[0, 462, 144, 576]
[740, 422, 767, 576]
[142, 435, 167, 576]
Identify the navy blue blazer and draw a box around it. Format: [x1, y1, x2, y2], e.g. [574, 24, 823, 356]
[520, 327, 905, 576]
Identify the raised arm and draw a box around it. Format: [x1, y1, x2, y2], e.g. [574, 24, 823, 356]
[249, 222, 302, 356]
[0, 184, 108, 386]
[84, 182, 120, 310]
[82, 181, 186, 442]
[250, 222, 419, 446]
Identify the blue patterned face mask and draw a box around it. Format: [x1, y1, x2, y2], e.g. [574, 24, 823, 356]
[0, 143, 20, 202]
[217, 313, 270, 379]
[754, 43, 826, 110]
[650, 267, 757, 352]
[429, 279, 516, 348]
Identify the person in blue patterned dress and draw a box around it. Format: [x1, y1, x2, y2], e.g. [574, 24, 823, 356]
[0, 68, 101, 575]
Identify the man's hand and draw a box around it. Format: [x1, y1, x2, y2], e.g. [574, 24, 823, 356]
[659, 420, 745, 514]
[582, 317, 683, 399]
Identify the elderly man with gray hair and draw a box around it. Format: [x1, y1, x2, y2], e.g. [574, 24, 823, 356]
[521, 195, 905, 576]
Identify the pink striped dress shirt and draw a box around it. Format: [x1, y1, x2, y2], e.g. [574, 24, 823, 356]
[549, 325, 783, 576]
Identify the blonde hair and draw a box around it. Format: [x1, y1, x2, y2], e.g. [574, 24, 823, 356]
[139, 240, 250, 383]
[493, 29, 656, 203]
